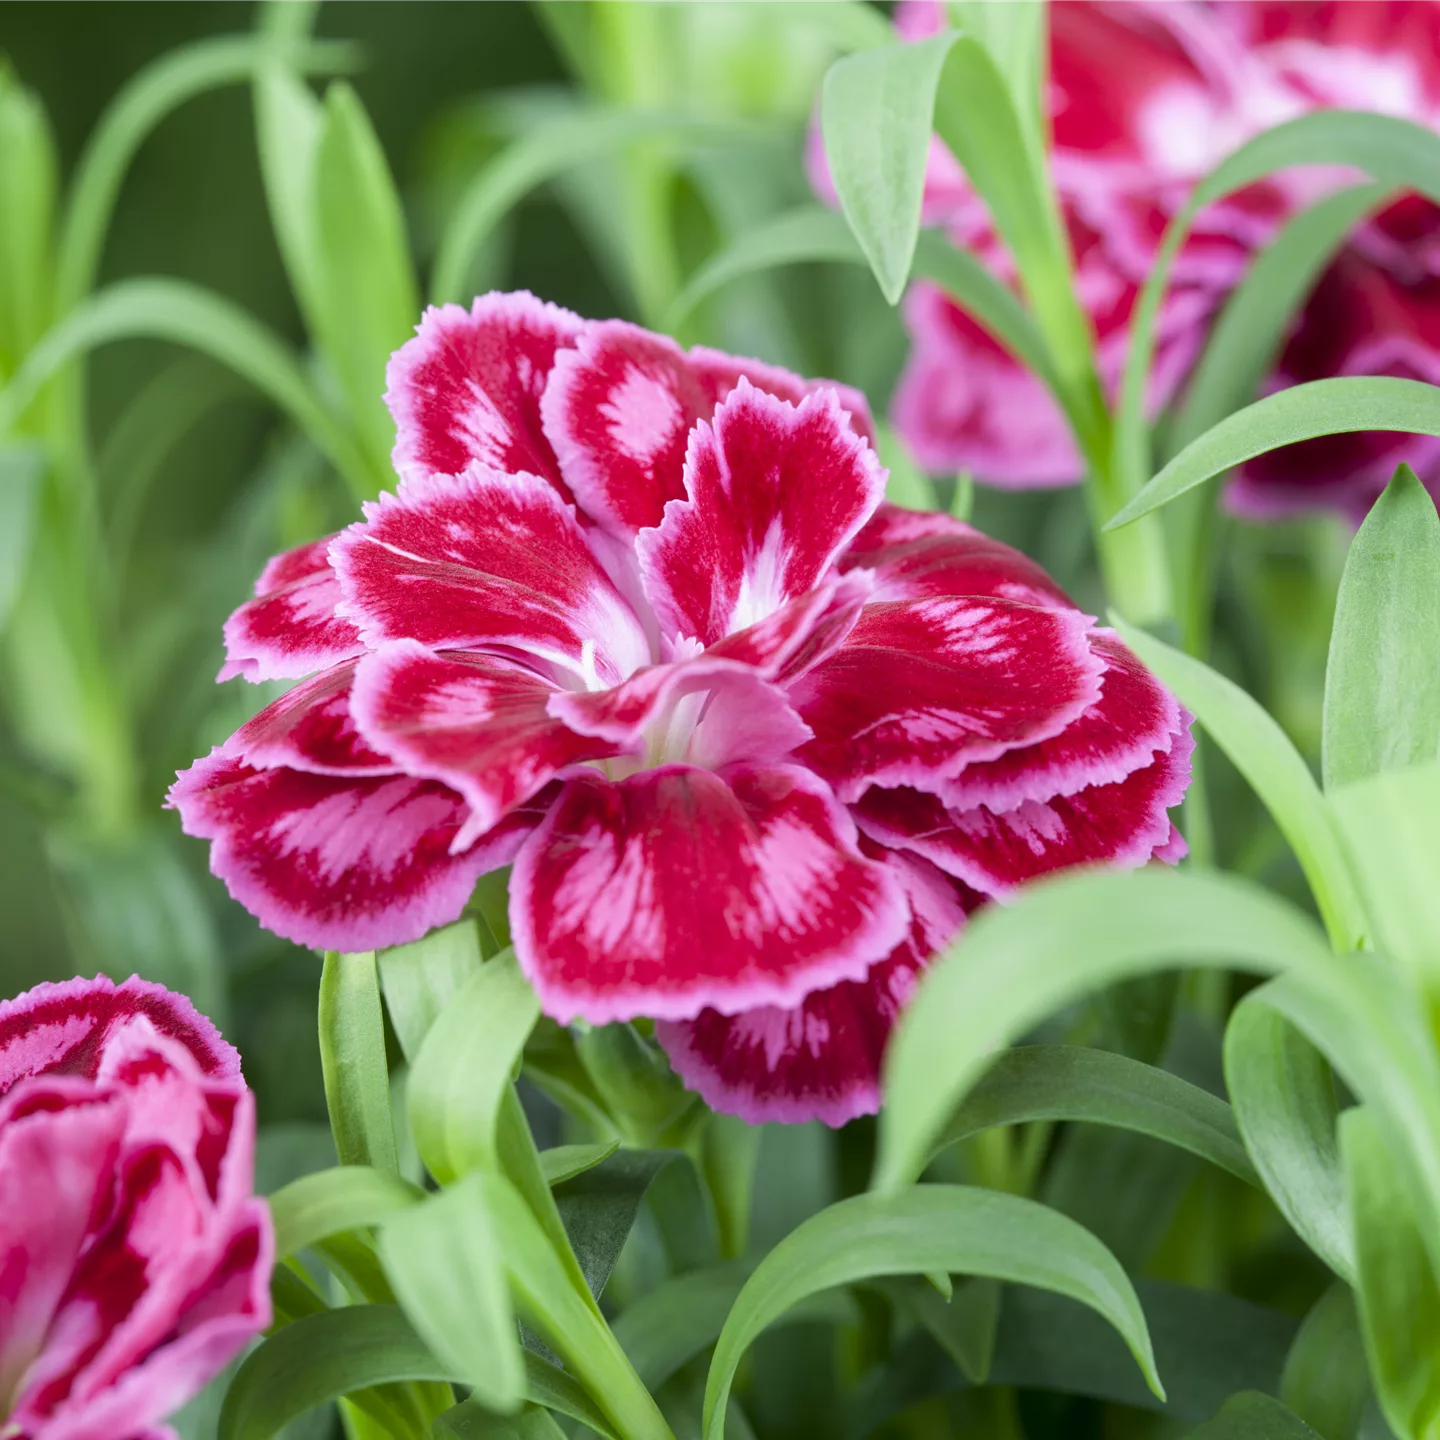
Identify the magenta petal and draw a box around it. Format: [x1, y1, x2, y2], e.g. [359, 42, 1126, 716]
[509, 763, 909, 1024]
[330, 466, 651, 687]
[0, 976, 240, 1095]
[223, 662, 393, 776]
[790, 598, 1104, 801]
[168, 751, 493, 952]
[637, 381, 885, 647]
[350, 641, 618, 841]
[842, 503, 1074, 609]
[218, 536, 362, 684]
[656, 847, 974, 1126]
[385, 291, 584, 495]
[940, 631, 1182, 812]
[855, 722, 1194, 898]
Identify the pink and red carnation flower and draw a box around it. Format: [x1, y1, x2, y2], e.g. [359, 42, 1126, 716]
[0, 974, 269, 1440]
[171, 291, 1191, 1126]
[847, 0, 1440, 520]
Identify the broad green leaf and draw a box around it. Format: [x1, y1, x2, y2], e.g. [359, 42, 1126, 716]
[1117, 109, 1440, 496]
[319, 952, 398, 1175]
[875, 867, 1333, 1193]
[481, 1172, 673, 1440]
[434, 1401, 567, 1440]
[1172, 184, 1390, 455]
[377, 918, 486, 1063]
[1331, 764, 1440, 987]
[819, 35, 954, 304]
[312, 81, 418, 493]
[378, 1173, 524, 1413]
[0, 278, 371, 496]
[1111, 376, 1440, 532]
[1188, 1393, 1325, 1439]
[1281, 1284, 1372, 1440]
[1224, 1000, 1352, 1282]
[933, 1044, 1257, 1185]
[0, 67, 56, 373]
[1324, 466, 1440, 790]
[269, 1165, 423, 1260]
[55, 34, 356, 313]
[430, 109, 760, 306]
[1111, 616, 1368, 951]
[1341, 1107, 1440, 1440]
[701, 1185, 1162, 1440]
[0, 443, 44, 633]
[539, 1141, 620, 1187]
[407, 949, 539, 1184]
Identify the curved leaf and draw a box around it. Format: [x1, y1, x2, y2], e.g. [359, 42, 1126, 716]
[1223, 1001, 1352, 1282]
[1110, 617, 1367, 952]
[1188, 1393, 1324, 1439]
[875, 867, 1333, 1193]
[933, 1044, 1256, 1185]
[0, 277, 370, 494]
[407, 948, 539, 1184]
[270, 1165, 423, 1259]
[319, 952, 397, 1175]
[1112, 377, 1440, 531]
[1280, 1284, 1372, 1440]
[702, 1185, 1162, 1440]
[539, 1141, 621, 1188]
[1117, 108, 1440, 495]
[377, 917, 487, 1064]
[56, 34, 357, 311]
[1324, 465, 1440, 791]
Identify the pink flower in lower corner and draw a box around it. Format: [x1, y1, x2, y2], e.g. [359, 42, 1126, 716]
[0, 974, 270, 1440]
[171, 291, 1191, 1127]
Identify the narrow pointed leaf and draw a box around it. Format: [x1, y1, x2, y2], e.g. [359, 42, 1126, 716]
[270, 1165, 423, 1259]
[0, 443, 44, 630]
[701, 1185, 1163, 1440]
[319, 952, 398, 1174]
[377, 917, 486, 1064]
[540, 1141, 621, 1188]
[1188, 1393, 1324, 1439]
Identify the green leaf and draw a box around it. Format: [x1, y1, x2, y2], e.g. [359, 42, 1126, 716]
[701, 1185, 1163, 1440]
[1172, 184, 1390, 455]
[875, 422, 934, 510]
[1110, 616, 1368, 952]
[945, 0, 1045, 166]
[933, 1044, 1257, 1185]
[539, 1141, 621, 1187]
[378, 1173, 524, 1413]
[0, 277, 371, 496]
[269, 1165, 424, 1260]
[319, 952, 398, 1175]
[253, 61, 325, 325]
[1117, 108, 1440, 497]
[1342, 1107, 1440, 1440]
[407, 948, 539, 1184]
[1324, 465, 1440, 790]
[1111, 377, 1440, 531]
[312, 81, 418, 492]
[1331, 764, 1440, 987]
[875, 866, 1333, 1193]
[1188, 1393, 1325, 1439]
[699, 1113, 760, 1262]
[377, 918, 486, 1064]
[1223, 1000, 1352, 1283]
[819, 35, 954, 304]
[434, 1401, 567, 1440]
[876, 1274, 1000, 1385]
[0, 443, 44, 633]
[55, 34, 357, 312]
[0, 67, 56, 373]
[430, 109, 761, 306]
[1281, 1284, 1372, 1440]
[575, 1023, 696, 1146]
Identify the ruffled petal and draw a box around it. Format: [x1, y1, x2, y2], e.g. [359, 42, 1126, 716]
[656, 847, 976, 1126]
[218, 537, 362, 684]
[222, 662, 393, 776]
[509, 763, 909, 1024]
[854, 722, 1194, 898]
[330, 467, 651, 687]
[541, 322, 877, 535]
[167, 752, 498, 953]
[637, 381, 885, 646]
[0, 976, 240, 1094]
[790, 598, 1104, 801]
[350, 641, 618, 843]
[939, 631, 1183, 812]
[842, 503, 1073, 609]
[385, 291, 584, 494]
